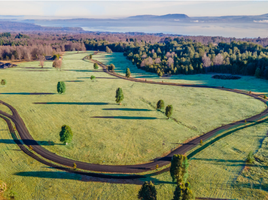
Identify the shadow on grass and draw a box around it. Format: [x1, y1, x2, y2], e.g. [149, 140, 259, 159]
[17, 67, 52, 69]
[91, 116, 157, 120]
[13, 171, 174, 185]
[191, 158, 244, 163]
[33, 102, 117, 105]
[102, 108, 152, 111]
[77, 77, 118, 79]
[64, 80, 84, 82]
[0, 93, 55, 95]
[64, 69, 104, 73]
[0, 139, 57, 146]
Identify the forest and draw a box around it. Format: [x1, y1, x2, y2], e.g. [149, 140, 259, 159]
[1, 32, 268, 79]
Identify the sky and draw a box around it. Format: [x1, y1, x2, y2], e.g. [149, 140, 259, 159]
[0, 1, 267, 18]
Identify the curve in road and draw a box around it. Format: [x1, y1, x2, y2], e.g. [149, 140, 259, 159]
[0, 57, 267, 177]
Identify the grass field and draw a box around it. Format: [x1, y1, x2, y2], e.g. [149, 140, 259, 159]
[0, 52, 265, 165]
[0, 51, 268, 199]
[95, 52, 268, 94]
[1, 118, 268, 199]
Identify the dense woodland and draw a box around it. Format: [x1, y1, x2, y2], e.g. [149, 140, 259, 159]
[1, 32, 268, 79]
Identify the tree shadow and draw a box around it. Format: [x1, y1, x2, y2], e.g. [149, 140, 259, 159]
[64, 80, 84, 82]
[64, 69, 104, 73]
[91, 116, 157, 120]
[0, 139, 57, 146]
[77, 77, 118, 79]
[17, 67, 52, 69]
[0, 93, 55, 95]
[102, 108, 152, 111]
[13, 171, 174, 185]
[33, 102, 117, 105]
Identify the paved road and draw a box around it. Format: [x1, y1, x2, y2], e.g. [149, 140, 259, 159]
[0, 58, 267, 176]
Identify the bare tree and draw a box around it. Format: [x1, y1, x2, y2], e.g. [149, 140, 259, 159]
[202, 53, 211, 72]
[39, 55, 45, 68]
[213, 53, 224, 66]
[167, 57, 174, 68]
[155, 58, 161, 64]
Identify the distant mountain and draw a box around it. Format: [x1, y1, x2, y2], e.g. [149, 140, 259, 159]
[127, 14, 189, 20]
[0, 21, 83, 32]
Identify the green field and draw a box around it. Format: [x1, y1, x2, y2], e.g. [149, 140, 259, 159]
[0, 51, 268, 199]
[96, 52, 268, 94]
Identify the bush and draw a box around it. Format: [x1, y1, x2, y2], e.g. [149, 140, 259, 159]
[126, 68, 131, 78]
[57, 81, 66, 94]
[89, 54, 92, 59]
[1, 79, 6, 85]
[90, 75, 96, 81]
[246, 151, 254, 164]
[94, 63, 99, 69]
[156, 100, 165, 110]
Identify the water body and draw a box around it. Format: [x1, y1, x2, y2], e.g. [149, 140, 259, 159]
[34, 20, 268, 38]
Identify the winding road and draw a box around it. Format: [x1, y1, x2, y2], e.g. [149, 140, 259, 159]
[0, 57, 268, 177]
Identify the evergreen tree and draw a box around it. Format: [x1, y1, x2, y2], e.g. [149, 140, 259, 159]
[109, 64, 115, 71]
[182, 183, 194, 200]
[165, 105, 173, 119]
[57, 81, 66, 94]
[126, 68, 131, 78]
[156, 100, 165, 110]
[138, 181, 157, 200]
[59, 125, 73, 145]
[170, 154, 189, 184]
[173, 185, 183, 200]
[115, 88, 124, 104]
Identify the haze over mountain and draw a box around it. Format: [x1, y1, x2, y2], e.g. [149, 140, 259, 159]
[0, 13, 268, 38]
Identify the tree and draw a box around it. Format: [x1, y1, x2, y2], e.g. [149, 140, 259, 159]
[172, 185, 183, 200]
[182, 183, 194, 200]
[170, 154, 189, 184]
[1, 79, 6, 85]
[165, 105, 173, 119]
[138, 181, 157, 200]
[156, 100, 165, 110]
[52, 59, 62, 70]
[90, 75, 96, 81]
[39, 55, 45, 68]
[59, 125, 73, 145]
[106, 46, 112, 53]
[57, 81, 66, 94]
[246, 151, 254, 164]
[109, 64, 115, 71]
[126, 68, 131, 78]
[89, 54, 92, 59]
[94, 63, 99, 69]
[115, 88, 124, 104]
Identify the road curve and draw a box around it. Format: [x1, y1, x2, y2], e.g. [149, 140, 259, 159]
[0, 58, 268, 176]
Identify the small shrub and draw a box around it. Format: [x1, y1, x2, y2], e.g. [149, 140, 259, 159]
[89, 54, 92, 59]
[246, 151, 254, 164]
[90, 75, 96, 81]
[156, 164, 159, 170]
[200, 139, 203, 146]
[1, 79, 6, 85]
[94, 63, 99, 69]
[264, 95, 267, 99]
[73, 163, 77, 170]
